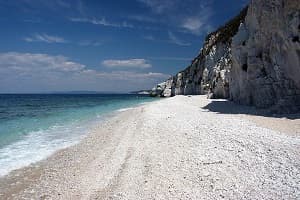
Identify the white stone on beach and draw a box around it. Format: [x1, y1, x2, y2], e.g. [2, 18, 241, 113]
[0, 96, 299, 199]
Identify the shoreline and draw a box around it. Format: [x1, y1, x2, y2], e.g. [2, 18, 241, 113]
[0, 101, 154, 199]
[0, 98, 156, 178]
[0, 95, 299, 199]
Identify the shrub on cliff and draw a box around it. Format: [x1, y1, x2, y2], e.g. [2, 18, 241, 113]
[202, 6, 248, 57]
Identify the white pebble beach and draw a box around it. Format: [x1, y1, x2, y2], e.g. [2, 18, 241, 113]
[0, 95, 299, 199]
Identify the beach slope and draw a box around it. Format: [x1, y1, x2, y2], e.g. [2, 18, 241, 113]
[0, 95, 299, 199]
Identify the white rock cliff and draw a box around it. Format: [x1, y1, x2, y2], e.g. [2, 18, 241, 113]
[151, 0, 300, 113]
[230, 0, 300, 112]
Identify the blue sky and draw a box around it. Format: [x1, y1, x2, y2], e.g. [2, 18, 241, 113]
[0, 0, 248, 93]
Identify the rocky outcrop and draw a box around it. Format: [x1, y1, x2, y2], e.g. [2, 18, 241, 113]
[151, 0, 300, 113]
[150, 78, 173, 97]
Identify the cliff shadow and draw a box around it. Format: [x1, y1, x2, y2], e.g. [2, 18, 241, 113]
[202, 100, 300, 120]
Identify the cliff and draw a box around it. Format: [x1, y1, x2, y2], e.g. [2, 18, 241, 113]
[151, 0, 300, 113]
[230, 0, 300, 112]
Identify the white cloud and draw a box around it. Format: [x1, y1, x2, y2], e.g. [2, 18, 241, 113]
[180, 13, 213, 35]
[182, 18, 204, 34]
[137, 0, 178, 14]
[69, 17, 133, 28]
[24, 33, 67, 43]
[78, 40, 102, 46]
[0, 52, 85, 73]
[94, 71, 168, 80]
[143, 33, 190, 47]
[0, 52, 168, 93]
[56, 0, 71, 8]
[102, 59, 152, 69]
[168, 31, 190, 46]
[179, 3, 213, 35]
[138, 0, 214, 35]
[128, 15, 158, 23]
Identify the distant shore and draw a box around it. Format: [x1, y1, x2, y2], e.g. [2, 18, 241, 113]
[0, 95, 299, 199]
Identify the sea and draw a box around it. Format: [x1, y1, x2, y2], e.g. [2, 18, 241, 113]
[0, 94, 156, 176]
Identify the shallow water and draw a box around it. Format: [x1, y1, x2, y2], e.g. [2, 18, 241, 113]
[0, 94, 155, 176]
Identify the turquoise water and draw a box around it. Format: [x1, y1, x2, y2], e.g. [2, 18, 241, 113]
[0, 94, 156, 176]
